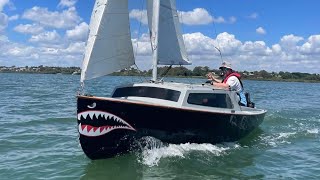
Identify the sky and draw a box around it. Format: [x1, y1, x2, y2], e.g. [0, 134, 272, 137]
[1, 0, 320, 73]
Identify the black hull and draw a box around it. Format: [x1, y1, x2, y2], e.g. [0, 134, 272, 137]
[77, 96, 265, 159]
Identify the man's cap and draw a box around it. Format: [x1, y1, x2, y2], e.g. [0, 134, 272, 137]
[219, 61, 232, 69]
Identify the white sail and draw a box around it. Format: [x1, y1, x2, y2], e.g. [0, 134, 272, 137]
[147, 0, 191, 66]
[80, 0, 134, 82]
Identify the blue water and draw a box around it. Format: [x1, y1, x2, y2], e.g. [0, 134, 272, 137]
[0, 73, 319, 179]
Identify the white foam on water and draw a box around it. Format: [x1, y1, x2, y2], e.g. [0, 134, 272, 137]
[261, 132, 297, 147]
[278, 132, 296, 139]
[139, 142, 236, 167]
[307, 128, 319, 134]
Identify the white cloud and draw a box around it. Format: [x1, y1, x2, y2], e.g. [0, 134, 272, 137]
[14, 23, 44, 34]
[66, 22, 89, 41]
[22, 6, 81, 29]
[180, 8, 237, 25]
[0, 38, 84, 67]
[183, 32, 216, 55]
[39, 47, 60, 55]
[214, 32, 242, 55]
[211, 16, 225, 23]
[280, 34, 304, 46]
[248, 13, 259, 19]
[300, 35, 320, 55]
[8, 14, 18, 21]
[63, 41, 85, 54]
[0, 34, 8, 42]
[0, 0, 12, 31]
[0, 0, 9, 12]
[179, 8, 214, 25]
[29, 30, 61, 44]
[132, 32, 320, 73]
[256, 27, 266, 35]
[132, 33, 152, 56]
[242, 41, 272, 56]
[129, 8, 235, 26]
[0, 1, 86, 67]
[229, 16, 237, 24]
[2, 9, 320, 75]
[4, 46, 35, 57]
[272, 44, 282, 54]
[129, 9, 148, 25]
[58, 0, 77, 8]
[280, 34, 304, 53]
[0, 12, 8, 31]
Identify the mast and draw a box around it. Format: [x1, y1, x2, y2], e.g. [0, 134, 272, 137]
[151, 0, 160, 82]
[147, 0, 191, 82]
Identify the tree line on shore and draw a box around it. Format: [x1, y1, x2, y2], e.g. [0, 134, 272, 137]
[112, 66, 320, 82]
[1, 65, 320, 82]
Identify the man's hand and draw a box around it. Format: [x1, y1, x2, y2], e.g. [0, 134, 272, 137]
[206, 72, 214, 80]
[206, 72, 221, 83]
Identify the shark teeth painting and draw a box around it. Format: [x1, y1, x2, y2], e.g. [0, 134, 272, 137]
[77, 111, 136, 137]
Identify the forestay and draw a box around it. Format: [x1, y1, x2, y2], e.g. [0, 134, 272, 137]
[147, 0, 191, 66]
[80, 0, 134, 82]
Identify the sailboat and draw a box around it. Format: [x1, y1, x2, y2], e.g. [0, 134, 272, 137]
[77, 0, 267, 160]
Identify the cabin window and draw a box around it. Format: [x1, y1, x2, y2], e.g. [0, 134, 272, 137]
[187, 93, 233, 109]
[112, 86, 181, 102]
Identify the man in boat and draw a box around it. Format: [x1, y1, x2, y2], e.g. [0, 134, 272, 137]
[207, 62, 247, 106]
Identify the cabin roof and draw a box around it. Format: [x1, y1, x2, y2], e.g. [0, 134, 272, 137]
[131, 82, 226, 92]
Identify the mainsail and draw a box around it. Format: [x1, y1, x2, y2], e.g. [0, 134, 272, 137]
[147, 0, 191, 66]
[80, 0, 134, 82]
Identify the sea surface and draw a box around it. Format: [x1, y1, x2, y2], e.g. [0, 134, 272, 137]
[0, 73, 319, 180]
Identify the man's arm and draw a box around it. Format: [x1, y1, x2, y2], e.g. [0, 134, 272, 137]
[212, 82, 230, 89]
[206, 73, 222, 83]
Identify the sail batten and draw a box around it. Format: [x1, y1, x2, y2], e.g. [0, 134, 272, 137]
[80, 0, 134, 82]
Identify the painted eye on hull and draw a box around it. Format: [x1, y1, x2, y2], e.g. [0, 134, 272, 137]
[87, 102, 96, 109]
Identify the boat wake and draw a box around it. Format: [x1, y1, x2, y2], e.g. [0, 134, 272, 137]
[134, 137, 240, 167]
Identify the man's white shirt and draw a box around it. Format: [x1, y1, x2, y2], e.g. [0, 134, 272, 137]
[226, 76, 242, 92]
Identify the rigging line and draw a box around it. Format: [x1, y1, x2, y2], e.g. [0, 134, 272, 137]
[160, 65, 172, 81]
[133, 0, 148, 83]
[134, 63, 148, 82]
[179, 64, 192, 85]
[209, 6, 223, 64]
[183, 64, 193, 85]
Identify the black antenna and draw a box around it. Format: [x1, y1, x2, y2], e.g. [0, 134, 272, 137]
[214, 46, 223, 63]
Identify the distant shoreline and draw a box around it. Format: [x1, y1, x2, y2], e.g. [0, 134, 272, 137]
[1, 66, 319, 83]
[1, 71, 319, 83]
